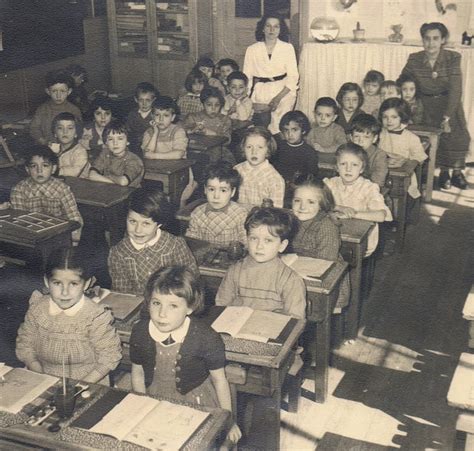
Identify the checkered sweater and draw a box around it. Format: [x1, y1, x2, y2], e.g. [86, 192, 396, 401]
[108, 231, 199, 295]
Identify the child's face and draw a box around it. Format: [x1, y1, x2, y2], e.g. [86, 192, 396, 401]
[204, 178, 235, 210]
[135, 92, 155, 113]
[149, 290, 192, 333]
[46, 83, 71, 105]
[247, 224, 288, 263]
[199, 66, 213, 79]
[381, 107, 402, 131]
[26, 156, 56, 184]
[401, 81, 416, 102]
[45, 269, 88, 310]
[351, 130, 377, 150]
[315, 106, 337, 128]
[380, 86, 400, 101]
[364, 82, 380, 96]
[292, 186, 321, 222]
[229, 79, 247, 100]
[203, 96, 222, 118]
[127, 210, 160, 245]
[219, 65, 234, 80]
[282, 120, 303, 145]
[94, 107, 112, 128]
[55, 120, 77, 146]
[105, 131, 128, 157]
[341, 91, 360, 113]
[152, 108, 176, 130]
[337, 152, 364, 185]
[244, 134, 268, 167]
[191, 80, 205, 95]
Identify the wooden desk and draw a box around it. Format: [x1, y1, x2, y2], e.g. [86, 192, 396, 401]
[408, 125, 442, 203]
[187, 134, 228, 184]
[339, 219, 375, 340]
[0, 209, 80, 267]
[144, 159, 194, 205]
[0, 382, 229, 450]
[187, 239, 347, 404]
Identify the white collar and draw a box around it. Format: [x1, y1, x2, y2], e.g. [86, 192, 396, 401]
[149, 316, 190, 344]
[49, 295, 86, 317]
[129, 228, 162, 250]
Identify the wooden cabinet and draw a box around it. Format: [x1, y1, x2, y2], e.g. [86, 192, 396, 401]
[106, 0, 213, 97]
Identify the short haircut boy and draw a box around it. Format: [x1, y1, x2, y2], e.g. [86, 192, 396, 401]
[102, 119, 128, 142]
[244, 206, 295, 242]
[90, 96, 113, 114]
[134, 82, 158, 99]
[279, 110, 311, 136]
[152, 96, 180, 120]
[184, 69, 208, 93]
[378, 97, 411, 124]
[200, 86, 225, 106]
[314, 97, 339, 114]
[25, 145, 59, 167]
[227, 71, 249, 86]
[217, 58, 239, 73]
[336, 142, 369, 169]
[205, 161, 240, 190]
[128, 188, 172, 228]
[380, 80, 401, 95]
[350, 113, 381, 136]
[45, 71, 74, 90]
[363, 70, 385, 85]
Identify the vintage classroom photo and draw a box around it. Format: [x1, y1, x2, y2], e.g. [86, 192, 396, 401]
[0, 0, 473, 449]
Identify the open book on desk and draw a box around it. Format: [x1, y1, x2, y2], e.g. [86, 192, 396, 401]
[211, 306, 292, 344]
[72, 391, 209, 450]
[95, 290, 143, 321]
[281, 253, 334, 285]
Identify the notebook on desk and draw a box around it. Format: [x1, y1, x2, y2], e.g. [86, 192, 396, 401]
[281, 254, 334, 285]
[98, 291, 143, 321]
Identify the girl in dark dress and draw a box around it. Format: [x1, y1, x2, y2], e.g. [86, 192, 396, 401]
[401, 22, 470, 189]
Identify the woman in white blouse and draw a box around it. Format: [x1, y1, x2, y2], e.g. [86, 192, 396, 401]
[243, 15, 299, 135]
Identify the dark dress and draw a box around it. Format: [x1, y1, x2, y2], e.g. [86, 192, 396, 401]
[401, 49, 470, 169]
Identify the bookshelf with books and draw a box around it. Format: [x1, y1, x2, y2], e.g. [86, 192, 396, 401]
[107, 0, 213, 96]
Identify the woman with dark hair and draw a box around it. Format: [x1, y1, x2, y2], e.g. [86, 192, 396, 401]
[401, 22, 470, 189]
[243, 14, 299, 135]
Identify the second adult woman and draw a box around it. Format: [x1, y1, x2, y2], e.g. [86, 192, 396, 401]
[243, 14, 299, 135]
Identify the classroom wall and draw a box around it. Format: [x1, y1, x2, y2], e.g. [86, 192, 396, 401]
[0, 17, 111, 121]
[301, 0, 473, 44]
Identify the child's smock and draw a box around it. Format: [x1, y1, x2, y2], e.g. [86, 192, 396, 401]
[324, 176, 392, 256]
[57, 142, 90, 178]
[16, 291, 122, 381]
[142, 123, 188, 157]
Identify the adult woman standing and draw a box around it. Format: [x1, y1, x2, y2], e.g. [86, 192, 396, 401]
[243, 14, 299, 135]
[401, 22, 470, 189]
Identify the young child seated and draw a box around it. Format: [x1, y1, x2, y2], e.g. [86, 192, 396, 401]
[234, 126, 285, 208]
[335, 82, 365, 134]
[80, 96, 114, 160]
[108, 189, 198, 295]
[142, 96, 188, 160]
[177, 70, 208, 117]
[361, 70, 384, 116]
[16, 247, 122, 383]
[10, 145, 83, 245]
[306, 97, 346, 167]
[396, 73, 424, 125]
[216, 207, 306, 318]
[130, 266, 241, 443]
[30, 71, 82, 145]
[273, 111, 319, 183]
[380, 80, 401, 102]
[349, 113, 388, 188]
[216, 58, 239, 93]
[126, 82, 159, 156]
[193, 56, 226, 95]
[378, 98, 427, 198]
[290, 174, 349, 310]
[51, 112, 89, 178]
[222, 71, 254, 124]
[324, 143, 392, 256]
[185, 161, 248, 246]
[89, 119, 144, 187]
[65, 64, 90, 116]
[183, 87, 234, 164]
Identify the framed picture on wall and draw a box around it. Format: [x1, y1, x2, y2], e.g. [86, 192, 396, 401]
[235, 0, 262, 18]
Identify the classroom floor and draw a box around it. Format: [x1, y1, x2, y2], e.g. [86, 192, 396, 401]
[0, 176, 472, 450]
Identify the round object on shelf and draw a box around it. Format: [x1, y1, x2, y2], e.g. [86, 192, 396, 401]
[310, 17, 340, 42]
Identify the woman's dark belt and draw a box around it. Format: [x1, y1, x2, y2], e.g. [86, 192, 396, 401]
[422, 91, 449, 98]
[250, 73, 287, 97]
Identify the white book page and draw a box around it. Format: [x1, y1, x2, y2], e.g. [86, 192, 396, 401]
[211, 306, 253, 337]
[237, 310, 290, 343]
[282, 254, 333, 280]
[90, 394, 158, 441]
[124, 400, 209, 450]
